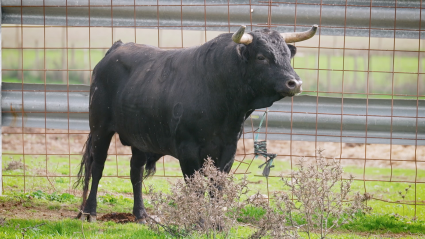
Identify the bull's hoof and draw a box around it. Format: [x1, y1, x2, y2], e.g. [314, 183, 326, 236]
[136, 218, 147, 224]
[79, 214, 88, 222]
[77, 213, 96, 222]
[88, 215, 97, 223]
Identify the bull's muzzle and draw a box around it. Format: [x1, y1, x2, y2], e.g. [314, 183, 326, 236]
[286, 79, 303, 95]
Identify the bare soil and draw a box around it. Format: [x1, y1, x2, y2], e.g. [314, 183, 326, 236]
[3, 126, 424, 169]
[0, 197, 77, 221]
[98, 213, 136, 223]
[0, 196, 142, 223]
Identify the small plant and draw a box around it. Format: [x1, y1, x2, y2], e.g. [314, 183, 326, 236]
[98, 194, 132, 205]
[25, 190, 76, 203]
[274, 150, 371, 239]
[5, 157, 25, 171]
[396, 184, 412, 216]
[247, 193, 300, 239]
[147, 158, 249, 238]
[48, 204, 61, 210]
[397, 184, 411, 201]
[98, 194, 118, 204]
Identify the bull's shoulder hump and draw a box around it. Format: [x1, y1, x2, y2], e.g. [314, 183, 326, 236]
[102, 43, 164, 63]
[123, 43, 164, 52]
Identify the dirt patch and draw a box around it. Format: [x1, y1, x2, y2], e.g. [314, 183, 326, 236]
[98, 213, 136, 223]
[0, 198, 77, 221]
[0, 196, 140, 222]
[237, 138, 425, 169]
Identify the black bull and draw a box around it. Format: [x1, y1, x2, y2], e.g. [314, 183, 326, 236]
[75, 25, 317, 222]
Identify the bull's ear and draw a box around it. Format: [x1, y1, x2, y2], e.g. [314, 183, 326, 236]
[288, 44, 297, 59]
[236, 44, 249, 63]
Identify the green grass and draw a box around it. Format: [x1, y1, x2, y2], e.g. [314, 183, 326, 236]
[292, 54, 425, 99]
[238, 205, 425, 236]
[1, 218, 422, 239]
[2, 154, 425, 238]
[342, 213, 425, 234]
[1, 190, 424, 238]
[1, 153, 182, 195]
[3, 49, 425, 99]
[0, 218, 169, 239]
[2, 48, 106, 85]
[0, 207, 422, 239]
[3, 154, 424, 219]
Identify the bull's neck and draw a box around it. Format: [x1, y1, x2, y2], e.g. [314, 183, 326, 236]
[193, 39, 255, 114]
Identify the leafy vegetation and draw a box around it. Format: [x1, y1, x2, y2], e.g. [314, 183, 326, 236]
[342, 213, 425, 235]
[26, 190, 77, 203]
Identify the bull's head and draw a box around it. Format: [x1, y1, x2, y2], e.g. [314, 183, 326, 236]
[232, 25, 317, 102]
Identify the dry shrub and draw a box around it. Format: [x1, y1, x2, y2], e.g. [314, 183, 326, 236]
[5, 158, 25, 171]
[148, 151, 371, 239]
[272, 150, 371, 239]
[148, 158, 249, 238]
[247, 192, 300, 239]
[246, 150, 371, 239]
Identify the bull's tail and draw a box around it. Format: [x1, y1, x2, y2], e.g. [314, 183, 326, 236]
[74, 133, 93, 208]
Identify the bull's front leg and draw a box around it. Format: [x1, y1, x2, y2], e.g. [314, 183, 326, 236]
[216, 143, 237, 173]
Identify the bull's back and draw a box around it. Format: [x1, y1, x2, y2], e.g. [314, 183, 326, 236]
[95, 43, 189, 154]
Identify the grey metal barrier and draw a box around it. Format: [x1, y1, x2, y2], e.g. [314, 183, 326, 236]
[2, 0, 424, 39]
[2, 83, 423, 146]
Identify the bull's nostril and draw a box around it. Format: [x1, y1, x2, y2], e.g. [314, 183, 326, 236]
[287, 80, 296, 89]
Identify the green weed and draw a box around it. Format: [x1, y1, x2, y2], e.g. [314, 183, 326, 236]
[342, 213, 425, 235]
[26, 190, 77, 203]
[0, 218, 167, 239]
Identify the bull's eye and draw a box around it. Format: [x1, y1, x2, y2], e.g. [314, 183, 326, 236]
[257, 55, 266, 61]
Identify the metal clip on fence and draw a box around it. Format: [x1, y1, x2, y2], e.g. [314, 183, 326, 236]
[254, 111, 276, 177]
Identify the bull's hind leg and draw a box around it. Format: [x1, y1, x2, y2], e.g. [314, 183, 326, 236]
[130, 147, 162, 223]
[79, 130, 115, 222]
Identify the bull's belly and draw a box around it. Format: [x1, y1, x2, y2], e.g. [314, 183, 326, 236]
[114, 130, 167, 155]
[115, 121, 175, 155]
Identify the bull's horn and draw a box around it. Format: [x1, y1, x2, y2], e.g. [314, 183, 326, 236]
[282, 25, 318, 43]
[232, 25, 253, 45]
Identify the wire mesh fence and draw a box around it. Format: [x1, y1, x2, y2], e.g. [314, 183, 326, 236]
[1, 0, 424, 218]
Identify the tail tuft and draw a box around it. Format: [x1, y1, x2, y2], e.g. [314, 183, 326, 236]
[74, 134, 94, 208]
